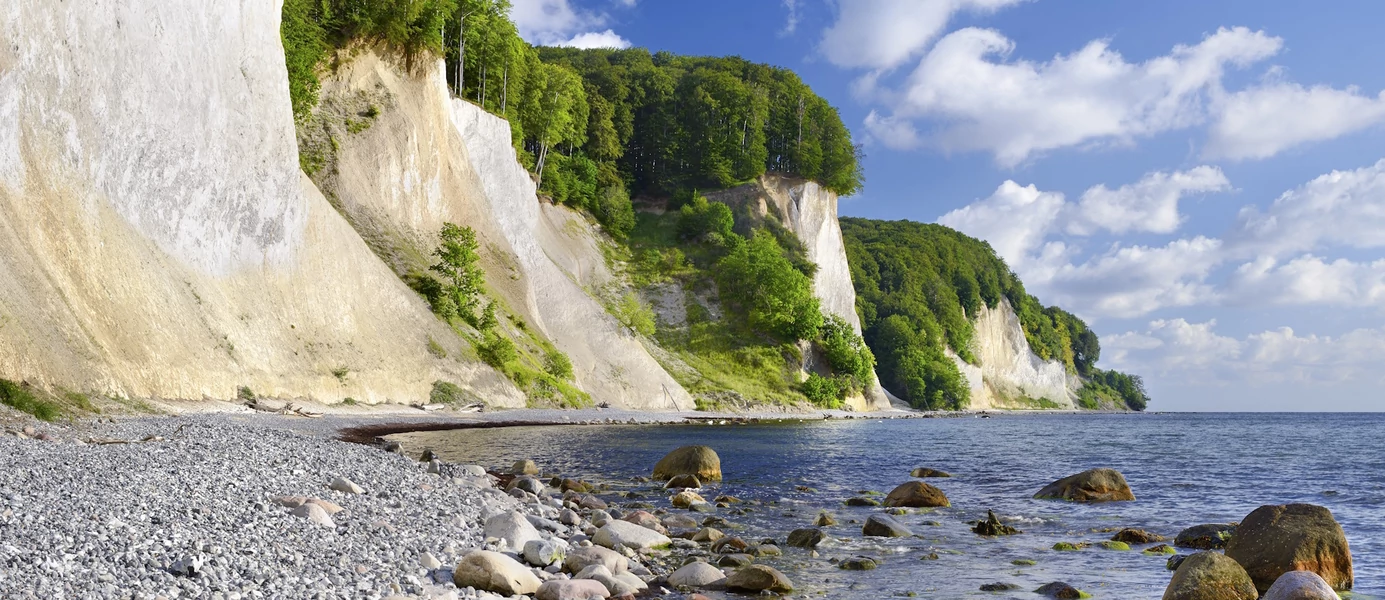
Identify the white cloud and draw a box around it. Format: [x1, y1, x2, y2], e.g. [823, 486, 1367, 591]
[1228, 255, 1385, 307]
[558, 29, 632, 49]
[511, 0, 629, 47]
[819, 0, 1027, 70]
[863, 110, 923, 151]
[1067, 166, 1230, 235]
[870, 26, 1281, 165]
[1107, 319, 1385, 385]
[1229, 158, 1385, 258]
[780, 0, 800, 36]
[937, 180, 1065, 266]
[1041, 237, 1224, 318]
[1207, 82, 1385, 160]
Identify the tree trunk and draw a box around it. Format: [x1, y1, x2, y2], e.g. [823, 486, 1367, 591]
[501, 61, 509, 112]
[457, 18, 466, 96]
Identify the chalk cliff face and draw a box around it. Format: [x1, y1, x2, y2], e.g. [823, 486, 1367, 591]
[950, 299, 1079, 409]
[311, 53, 691, 409]
[706, 176, 894, 411]
[0, 0, 520, 406]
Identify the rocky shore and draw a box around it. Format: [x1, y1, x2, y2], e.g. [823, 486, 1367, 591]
[0, 411, 1354, 600]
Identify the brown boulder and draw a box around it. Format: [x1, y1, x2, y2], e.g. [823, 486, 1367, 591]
[1162, 552, 1258, 600]
[884, 481, 950, 508]
[1113, 528, 1165, 544]
[653, 446, 722, 482]
[1224, 503, 1353, 593]
[1034, 468, 1134, 502]
[724, 565, 794, 594]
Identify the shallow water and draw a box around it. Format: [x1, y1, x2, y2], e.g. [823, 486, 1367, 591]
[392, 413, 1382, 598]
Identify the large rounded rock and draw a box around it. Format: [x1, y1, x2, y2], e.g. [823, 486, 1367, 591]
[725, 565, 794, 594]
[671, 491, 706, 509]
[593, 519, 673, 550]
[453, 550, 542, 596]
[537, 579, 610, 600]
[653, 446, 722, 482]
[564, 546, 628, 574]
[1162, 552, 1258, 600]
[668, 561, 727, 588]
[1034, 468, 1134, 502]
[1176, 524, 1238, 550]
[862, 514, 913, 538]
[884, 481, 950, 508]
[1262, 570, 1339, 600]
[484, 510, 542, 551]
[1224, 504, 1353, 593]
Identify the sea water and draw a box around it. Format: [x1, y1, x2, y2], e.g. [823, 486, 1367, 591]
[392, 413, 1382, 598]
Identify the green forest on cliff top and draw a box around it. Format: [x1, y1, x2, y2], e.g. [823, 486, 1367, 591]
[280, 0, 1147, 411]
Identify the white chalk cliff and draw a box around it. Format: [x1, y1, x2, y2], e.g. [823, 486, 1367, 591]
[706, 176, 893, 411]
[950, 299, 1080, 409]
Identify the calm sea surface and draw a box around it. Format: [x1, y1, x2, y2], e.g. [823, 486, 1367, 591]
[391, 413, 1383, 599]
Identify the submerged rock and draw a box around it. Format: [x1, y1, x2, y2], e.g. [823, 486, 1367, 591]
[786, 527, 825, 548]
[1144, 544, 1177, 556]
[653, 446, 722, 482]
[972, 510, 1021, 536]
[814, 512, 838, 526]
[862, 514, 912, 538]
[1162, 552, 1257, 600]
[980, 582, 1021, 591]
[1224, 503, 1353, 593]
[453, 550, 542, 596]
[1176, 523, 1238, 549]
[910, 467, 952, 478]
[1036, 582, 1087, 598]
[1113, 528, 1165, 544]
[1033, 468, 1134, 502]
[839, 557, 877, 570]
[884, 481, 950, 508]
[844, 496, 880, 507]
[1262, 570, 1339, 600]
[725, 565, 794, 593]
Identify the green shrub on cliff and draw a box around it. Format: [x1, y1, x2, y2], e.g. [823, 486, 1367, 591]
[0, 379, 60, 422]
[430, 223, 485, 325]
[715, 231, 823, 342]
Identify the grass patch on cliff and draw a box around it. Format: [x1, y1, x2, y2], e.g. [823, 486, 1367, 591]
[0, 379, 62, 422]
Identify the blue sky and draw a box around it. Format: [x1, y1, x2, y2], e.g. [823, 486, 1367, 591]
[512, 0, 1385, 411]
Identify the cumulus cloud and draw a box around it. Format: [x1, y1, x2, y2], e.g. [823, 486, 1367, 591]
[511, 0, 631, 48]
[1106, 319, 1385, 385]
[1229, 158, 1385, 258]
[558, 29, 631, 49]
[937, 160, 1385, 318]
[1206, 82, 1385, 160]
[1067, 166, 1230, 236]
[876, 26, 1281, 165]
[819, 0, 1027, 70]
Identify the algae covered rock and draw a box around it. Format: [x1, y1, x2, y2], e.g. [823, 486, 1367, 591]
[1036, 582, 1089, 598]
[884, 481, 950, 508]
[1224, 503, 1353, 593]
[653, 446, 722, 482]
[1034, 468, 1134, 502]
[973, 510, 1021, 536]
[1176, 523, 1237, 549]
[786, 527, 825, 548]
[1113, 528, 1166, 544]
[1162, 552, 1257, 600]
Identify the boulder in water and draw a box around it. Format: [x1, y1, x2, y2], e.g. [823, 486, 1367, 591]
[511, 459, 539, 475]
[1224, 503, 1353, 593]
[666, 474, 702, 489]
[862, 514, 912, 538]
[1162, 552, 1257, 600]
[1262, 570, 1339, 600]
[1035, 582, 1086, 598]
[1113, 528, 1165, 544]
[1033, 468, 1134, 502]
[973, 510, 1021, 536]
[814, 512, 837, 526]
[786, 528, 825, 548]
[1176, 523, 1238, 549]
[838, 557, 877, 570]
[671, 490, 706, 509]
[724, 565, 794, 593]
[910, 467, 952, 478]
[884, 481, 950, 508]
[653, 446, 722, 482]
[844, 496, 880, 507]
